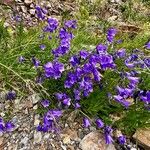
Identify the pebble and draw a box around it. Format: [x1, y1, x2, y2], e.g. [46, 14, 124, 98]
[34, 131, 42, 144]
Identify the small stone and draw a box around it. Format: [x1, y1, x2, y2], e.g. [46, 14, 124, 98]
[33, 105, 38, 110]
[34, 131, 42, 143]
[34, 115, 40, 126]
[0, 137, 4, 146]
[61, 128, 80, 144]
[20, 137, 29, 145]
[24, 0, 32, 5]
[108, 16, 118, 22]
[29, 9, 35, 15]
[21, 6, 27, 13]
[29, 93, 41, 104]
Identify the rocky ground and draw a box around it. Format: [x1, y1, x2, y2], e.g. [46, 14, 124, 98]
[0, 92, 149, 150]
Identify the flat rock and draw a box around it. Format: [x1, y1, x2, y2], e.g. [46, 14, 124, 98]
[79, 131, 116, 150]
[133, 128, 150, 149]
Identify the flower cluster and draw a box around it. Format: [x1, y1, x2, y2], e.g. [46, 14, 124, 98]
[37, 109, 62, 132]
[35, 6, 47, 20]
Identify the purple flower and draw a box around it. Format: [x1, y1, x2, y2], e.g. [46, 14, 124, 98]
[35, 6, 47, 20]
[80, 50, 89, 59]
[113, 95, 130, 108]
[5, 122, 15, 132]
[107, 28, 117, 43]
[64, 20, 77, 29]
[6, 91, 16, 100]
[40, 44, 46, 50]
[74, 89, 81, 100]
[63, 98, 71, 106]
[95, 119, 104, 128]
[64, 72, 77, 88]
[96, 44, 107, 54]
[19, 56, 25, 63]
[74, 102, 81, 109]
[104, 126, 113, 144]
[105, 133, 113, 144]
[118, 135, 126, 145]
[0, 124, 4, 133]
[32, 57, 40, 67]
[46, 110, 62, 121]
[144, 58, 150, 68]
[69, 55, 80, 67]
[127, 76, 139, 85]
[140, 91, 150, 104]
[116, 49, 126, 58]
[44, 61, 64, 79]
[145, 41, 150, 49]
[99, 54, 115, 69]
[47, 18, 59, 32]
[41, 100, 50, 108]
[55, 93, 71, 106]
[83, 117, 91, 128]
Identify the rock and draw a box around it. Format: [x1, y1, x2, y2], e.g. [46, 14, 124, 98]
[34, 131, 42, 144]
[20, 137, 29, 145]
[29, 9, 35, 15]
[21, 6, 27, 13]
[108, 16, 118, 22]
[61, 128, 80, 145]
[133, 128, 150, 149]
[79, 131, 116, 150]
[24, 0, 32, 5]
[28, 93, 41, 104]
[0, 137, 4, 146]
[34, 115, 40, 126]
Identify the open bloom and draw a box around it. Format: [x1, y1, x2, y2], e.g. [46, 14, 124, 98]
[44, 61, 64, 79]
